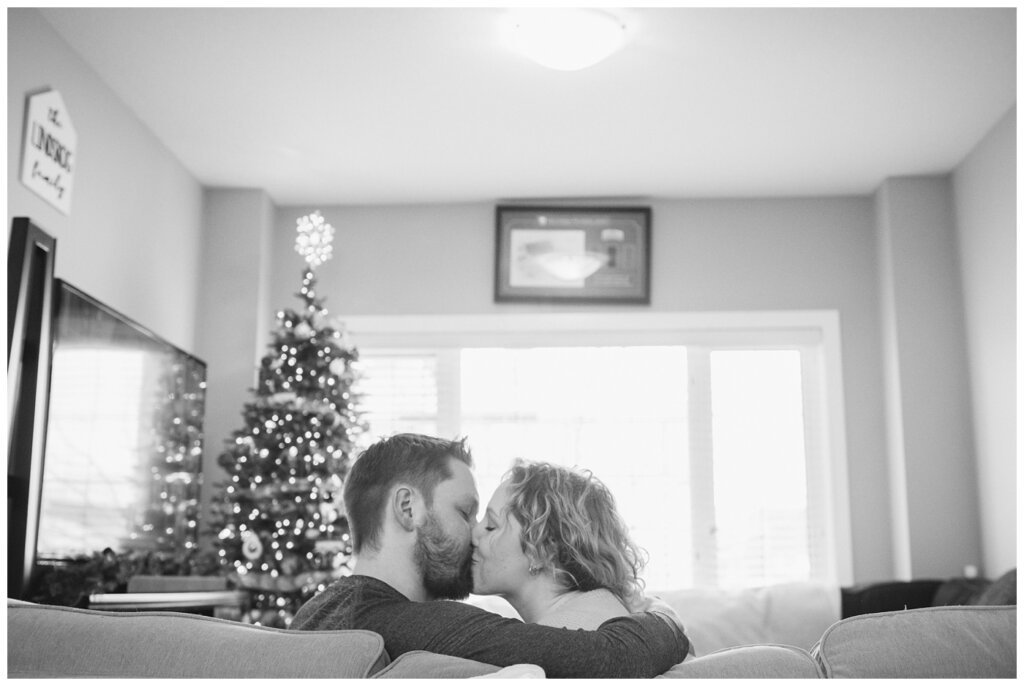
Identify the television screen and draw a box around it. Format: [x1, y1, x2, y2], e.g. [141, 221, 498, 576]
[34, 280, 207, 560]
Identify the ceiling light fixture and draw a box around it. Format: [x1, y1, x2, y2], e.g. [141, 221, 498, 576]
[504, 8, 627, 72]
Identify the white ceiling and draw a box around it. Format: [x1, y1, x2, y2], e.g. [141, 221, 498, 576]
[39, 7, 1016, 206]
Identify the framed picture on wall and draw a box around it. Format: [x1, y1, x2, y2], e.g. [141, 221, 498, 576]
[494, 205, 651, 304]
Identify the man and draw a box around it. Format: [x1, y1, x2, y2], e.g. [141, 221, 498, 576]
[292, 433, 689, 678]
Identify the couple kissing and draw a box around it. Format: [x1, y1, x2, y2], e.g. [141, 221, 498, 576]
[291, 433, 692, 678]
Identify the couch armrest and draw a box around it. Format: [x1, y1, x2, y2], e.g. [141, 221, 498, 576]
[813, 605, 1016, 678]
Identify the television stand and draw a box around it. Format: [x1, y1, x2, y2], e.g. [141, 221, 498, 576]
[87, 590, 246, 620]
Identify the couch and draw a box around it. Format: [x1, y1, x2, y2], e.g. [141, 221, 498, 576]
[8, 593, 1016, 678]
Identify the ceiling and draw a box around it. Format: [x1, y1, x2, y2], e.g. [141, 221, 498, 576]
[39, 7, 1016, 206]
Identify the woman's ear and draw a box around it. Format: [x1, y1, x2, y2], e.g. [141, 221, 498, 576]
[391, 485, 417, 533]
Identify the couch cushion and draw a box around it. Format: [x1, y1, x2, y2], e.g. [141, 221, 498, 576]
[652, 582, 840, 655]
[471, 663, 546, 678]
[813, 605, 1016, 678]
[657, 645, 822, 678]
[933, 577, 991, 606]
[8, 601, 388, 678]
[371, 650, 510, 678]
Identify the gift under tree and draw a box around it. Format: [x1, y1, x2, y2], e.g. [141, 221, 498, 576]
[208, 211, 367, 628]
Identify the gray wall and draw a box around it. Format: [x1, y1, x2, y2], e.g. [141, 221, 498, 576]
[875, 177, 981, 578]
[193, 189, 276, 541]
[952, 107, 1017, 577]
[6, 9, 204, 352]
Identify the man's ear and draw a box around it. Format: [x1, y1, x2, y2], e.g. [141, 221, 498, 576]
[391, 485, 417, 533]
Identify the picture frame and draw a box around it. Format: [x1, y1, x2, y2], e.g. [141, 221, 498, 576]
[494, 205, 651, 304]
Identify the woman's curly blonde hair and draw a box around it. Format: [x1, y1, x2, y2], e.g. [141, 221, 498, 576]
[502, 459, 647, 606]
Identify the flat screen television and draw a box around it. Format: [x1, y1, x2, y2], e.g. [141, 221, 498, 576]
[33, 280, 207, 563]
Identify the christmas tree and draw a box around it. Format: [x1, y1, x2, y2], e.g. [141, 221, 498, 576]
[208, 211, 367, 627]
[125, 354, 209, 572]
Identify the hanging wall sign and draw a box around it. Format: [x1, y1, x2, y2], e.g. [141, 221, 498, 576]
[21, 89, 77, 215]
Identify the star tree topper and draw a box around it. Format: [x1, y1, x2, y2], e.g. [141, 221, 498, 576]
[295, 211, 335, 269]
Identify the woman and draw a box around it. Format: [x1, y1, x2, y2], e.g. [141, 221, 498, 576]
[471, 459, 648, 630]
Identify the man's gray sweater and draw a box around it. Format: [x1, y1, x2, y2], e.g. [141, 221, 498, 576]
[292, 575, 688, 678]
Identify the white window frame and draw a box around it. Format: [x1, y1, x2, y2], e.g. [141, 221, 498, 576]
[346, 310, 853, 586]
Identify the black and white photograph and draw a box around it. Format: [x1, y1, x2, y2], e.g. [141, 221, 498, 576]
[7, 6, 1016, 679]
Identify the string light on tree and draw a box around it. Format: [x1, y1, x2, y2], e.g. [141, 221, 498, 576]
[207, 211, 368, 628]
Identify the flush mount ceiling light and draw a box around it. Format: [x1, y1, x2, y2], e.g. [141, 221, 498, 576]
[503, 8, 627, 71]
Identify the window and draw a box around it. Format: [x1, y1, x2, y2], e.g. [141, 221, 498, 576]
[705, 350, 817, 587]
[349, 312, 851, 590]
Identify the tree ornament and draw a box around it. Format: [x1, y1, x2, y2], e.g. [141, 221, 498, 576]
[329, 358, 347, 377]
[319, 500, 340, 523]
[281, 554, 300, 576]
[260, 609, 283, 627]
[325, 473, 344, 498]
[241, 530, 264, 561]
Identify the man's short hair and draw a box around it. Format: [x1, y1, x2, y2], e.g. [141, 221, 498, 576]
[343, 433, 473, 553]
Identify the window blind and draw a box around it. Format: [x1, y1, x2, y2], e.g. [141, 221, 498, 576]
[356, 353, 441, 445]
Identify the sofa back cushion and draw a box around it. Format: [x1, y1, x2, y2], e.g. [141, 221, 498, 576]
[652, 581, 840, 655]
[657, 644, 822, 678]
[8, 602, 388, 678]
[813, 605, 1016, 678]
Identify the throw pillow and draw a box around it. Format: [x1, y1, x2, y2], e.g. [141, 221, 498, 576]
[972, 568, 1016, 606]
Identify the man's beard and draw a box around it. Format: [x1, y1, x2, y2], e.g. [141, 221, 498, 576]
[414, 510, 474, 600]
